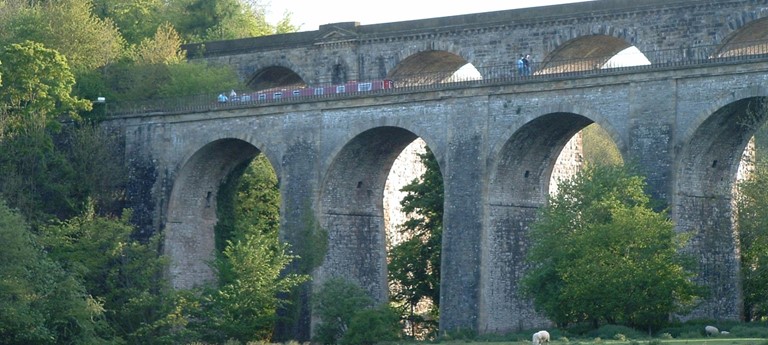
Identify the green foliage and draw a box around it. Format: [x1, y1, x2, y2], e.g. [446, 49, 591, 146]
[522, 165, 701, 331]
[54, 124, 128, 216]
[309, 280, 402, 344]
[203, 154, 308, 343]
[91, 0, 168, 45]
[0, 0, 125, 72]
[128, 23, 186, 65]
[388, 147, 443, 334]
[588, 324, 647, 340]
[40, 205, 171, 343]
[0, 41, 89, 138]
[166, 0, 291, 42]
[0, 41, 97, 222]
[204, 234, 309, 343]
[0, 200, 110, 344]
[341, 305, 402, 345]
[735, 158, 768, 321]
[581, 124, 623, 166]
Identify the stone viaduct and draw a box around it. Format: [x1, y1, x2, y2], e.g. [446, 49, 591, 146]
[105, 0, 768, 339]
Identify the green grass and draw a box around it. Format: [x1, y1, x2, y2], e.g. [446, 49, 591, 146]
[393, 340, 767, 345]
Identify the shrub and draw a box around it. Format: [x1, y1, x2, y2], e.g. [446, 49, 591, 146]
[590, 325, 646, 340]
[340, 306, 401, 345]
[312, 278, 375, 344]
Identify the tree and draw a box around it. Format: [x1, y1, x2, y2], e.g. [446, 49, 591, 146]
[90, 0, 167, 45]
[582, 123, 623, 166]
[165, 0, 292, 42]
[0, 200, 109, 344]
[521, 164, 701, 331]
[735, 158, 768, 321]
[0, 41, 89, 138]
[312, 278, 371, 344]
[0, 0, 125, 72]
[40, 206, 171, 343]
[195, 154, 308, 343]
[0, 41, 93, 222]
[387, 147, 443, 337]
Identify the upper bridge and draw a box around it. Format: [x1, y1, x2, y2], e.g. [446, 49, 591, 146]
[106, 0, 768, 339]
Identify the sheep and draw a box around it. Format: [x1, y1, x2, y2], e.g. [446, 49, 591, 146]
[705, 325, 719, 336]
[532, 330, 551, 345]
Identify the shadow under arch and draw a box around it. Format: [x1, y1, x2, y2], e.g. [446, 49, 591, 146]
[247, 65, 307, 91]
[165, 138, 262, 289]
[673, 97, 768, 321]
[481, 112, 602, 333]
[716, 17, 768, 58]
[537, 35, 642, 75]
[317, 126, 440, 305]
[387, 50, 480, 87]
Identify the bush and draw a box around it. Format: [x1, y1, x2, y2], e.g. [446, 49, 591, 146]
[340, 306, 401, 345]
[589, 325, 646, 340]
[312, 278, 375, 344]
[729, 323, 768, 338]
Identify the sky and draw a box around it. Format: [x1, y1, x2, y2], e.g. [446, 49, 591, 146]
[266, 0, 595, 32]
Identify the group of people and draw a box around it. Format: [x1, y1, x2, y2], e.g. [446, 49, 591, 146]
[218, 89, 239, 103]
[517, 54, 533, 76]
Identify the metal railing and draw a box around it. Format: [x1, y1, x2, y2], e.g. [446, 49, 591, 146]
[107, 40, 768, 116]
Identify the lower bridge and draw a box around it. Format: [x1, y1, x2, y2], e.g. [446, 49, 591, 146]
[105, 48, 768, 337]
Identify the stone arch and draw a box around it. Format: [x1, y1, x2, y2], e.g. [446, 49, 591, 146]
[679, 85, 768, 147]
[673, 91, 768, 320]
[538, 34, 644, 74]
[316, 126, 441, 305]
[490, 103, 626, 159]
[385, 45, 480, 86]
[481, 110, 624, 333]
[245, 60, 308, 91]
[165, 138, 269, 289]
[715, 13, 768, 57]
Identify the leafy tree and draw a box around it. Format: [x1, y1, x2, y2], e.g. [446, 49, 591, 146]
[388, 147, 443, 335]
[0, 41, 93, 222]
[203, 233, 309, 342]
[735, 158, 768, 321]
[90, 0, 167, 45]
[341, 305, 401, 345]
[521, 164, 701, 331]
[55, 124, 128, 216]
[0, 41, 89, 138]
[83, 22, 240, 103]
[312, 278, 378, 345]
[0, 200, 109, 344]
[0, 0, 125, 72]
[582, 123, 623, 166]
[40, 205, 170, 343]
[129, 23, 186, 65]
[192, 154, 307, 343]
[166, 0, 272, 42]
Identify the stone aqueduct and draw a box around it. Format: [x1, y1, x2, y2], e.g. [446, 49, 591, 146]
[107, 0, 768, 338]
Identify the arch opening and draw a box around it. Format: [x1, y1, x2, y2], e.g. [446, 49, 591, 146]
[387, 50, 481, 87]
[538, 35, 650, 75]
[164, 138, 264, 290]
[482, 112, 624, 333]
[717, 17, 768, 58]
[675, 97, 768, 321]
[247, 66, 307, 91]
[319, 127, 444, 338]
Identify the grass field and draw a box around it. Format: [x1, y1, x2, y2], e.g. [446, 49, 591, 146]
[424, 339, 768, 345]
[421, 340, 767, 345]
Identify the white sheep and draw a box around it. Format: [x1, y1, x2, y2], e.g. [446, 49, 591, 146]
[532, 330, 551, 345]
[705, 325, 719, 336]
